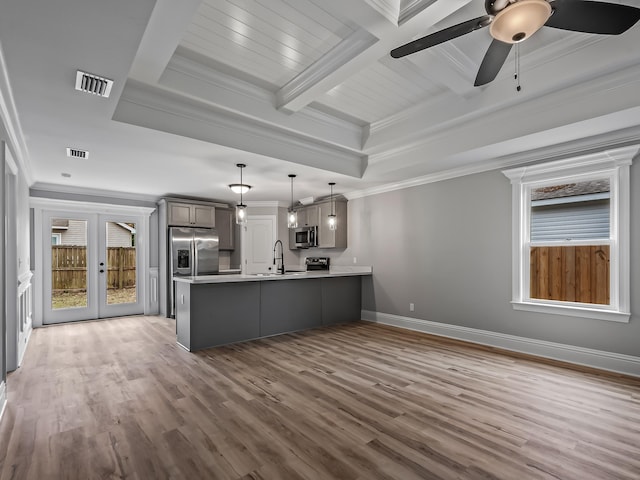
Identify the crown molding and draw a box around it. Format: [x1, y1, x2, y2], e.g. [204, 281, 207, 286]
[114, 80, 367, 179]
[0, 43, 33, 184]
[246, 201, 288, 208]
[345, 127, 640, 199]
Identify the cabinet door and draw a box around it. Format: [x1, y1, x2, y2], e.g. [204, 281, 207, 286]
[318, 202, 335, 248]
[215, 208, 234, 250]
[295, 208, 306, 227]
[193, 205, 215, 228]
[304, 205, 319, 227]
[318, 201, 347, 248]
[168, 202, 193, 226]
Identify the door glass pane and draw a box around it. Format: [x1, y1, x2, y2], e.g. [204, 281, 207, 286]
[106, 221, 137, 305]
[51, 218, 87, 309]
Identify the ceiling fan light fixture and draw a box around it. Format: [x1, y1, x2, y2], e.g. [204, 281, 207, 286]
[489, 0, 552, 44]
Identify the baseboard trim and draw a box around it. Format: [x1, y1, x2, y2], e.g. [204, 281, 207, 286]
[0, 381, 6, 422]
[361, 310, 640, 377]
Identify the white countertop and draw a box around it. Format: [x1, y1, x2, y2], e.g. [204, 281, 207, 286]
[173, 266, 372, 284]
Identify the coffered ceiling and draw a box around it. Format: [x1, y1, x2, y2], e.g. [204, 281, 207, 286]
[1, 0, 640, 204]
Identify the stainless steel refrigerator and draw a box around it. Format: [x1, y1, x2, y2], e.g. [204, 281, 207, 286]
[169, 227, 219, 317]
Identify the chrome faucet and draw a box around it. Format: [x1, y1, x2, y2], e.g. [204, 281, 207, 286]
[273, 239, 285, 274]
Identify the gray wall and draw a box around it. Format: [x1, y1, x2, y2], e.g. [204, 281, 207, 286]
[332, 165, 640, 357]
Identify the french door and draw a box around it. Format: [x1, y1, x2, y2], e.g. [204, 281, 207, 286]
[43, 211, 144, 324]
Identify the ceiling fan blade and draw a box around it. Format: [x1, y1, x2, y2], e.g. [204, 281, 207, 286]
[390, 15, 492, 58]
[546, 0, 640, 35]
[474, 39, 512, 87]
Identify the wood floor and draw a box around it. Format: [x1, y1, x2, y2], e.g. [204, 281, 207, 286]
[1, 317, 639, 480]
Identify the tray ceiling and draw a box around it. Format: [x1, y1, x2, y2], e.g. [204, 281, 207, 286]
[2, 0, 640, 203]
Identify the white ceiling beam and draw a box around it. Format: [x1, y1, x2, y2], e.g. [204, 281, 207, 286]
[275, 0, 474, 113]
[128, 0, 203, 84]
[113, 81, 367, 179]
[161, 53, 364, 154]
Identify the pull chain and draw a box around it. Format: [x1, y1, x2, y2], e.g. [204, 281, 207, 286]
[514, 43, 521, 92]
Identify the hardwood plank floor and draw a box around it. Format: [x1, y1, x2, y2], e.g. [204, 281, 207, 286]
[1, 316, 639, 479]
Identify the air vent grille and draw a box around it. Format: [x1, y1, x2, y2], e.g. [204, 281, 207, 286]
[75, 70, 113, 98]
[66, 147, 89, 159]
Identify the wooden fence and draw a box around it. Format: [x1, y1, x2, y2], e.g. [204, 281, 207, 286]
[530, 245, 609, 305]
[51, 246, 136, 291]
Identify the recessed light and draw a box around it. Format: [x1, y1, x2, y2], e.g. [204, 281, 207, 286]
[61, 173, 71, 178]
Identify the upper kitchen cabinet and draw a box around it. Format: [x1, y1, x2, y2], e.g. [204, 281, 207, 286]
[318, 200, 347, 248]
[167, 201, 215, 228]
[298, 205, 319, 227]
[215, 208, 235, 251]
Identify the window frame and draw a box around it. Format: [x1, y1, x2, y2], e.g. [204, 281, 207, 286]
[503, 146, 633, 323]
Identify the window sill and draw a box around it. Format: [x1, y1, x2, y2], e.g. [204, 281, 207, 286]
[511, 301, 630, 323]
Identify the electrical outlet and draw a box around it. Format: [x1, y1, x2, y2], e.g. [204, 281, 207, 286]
[353, 257, 357, 264]
[409, 303, 415, 312]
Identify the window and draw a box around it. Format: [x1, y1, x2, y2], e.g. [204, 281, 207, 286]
[503, 146, 633, 322]
[51, 233, 62, 245]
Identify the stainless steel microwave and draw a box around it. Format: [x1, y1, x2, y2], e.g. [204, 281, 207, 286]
[290, 226, 317, 249]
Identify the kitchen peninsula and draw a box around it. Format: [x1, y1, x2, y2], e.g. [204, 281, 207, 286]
[173, 267, 372, 351]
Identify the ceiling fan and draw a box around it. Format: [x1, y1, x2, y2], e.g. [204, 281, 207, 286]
[390, 0, 640, 86]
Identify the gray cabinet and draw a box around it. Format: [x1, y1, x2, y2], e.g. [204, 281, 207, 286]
[167, 201, 215, 227]
[318, 200, 347, 248]
[297, 204, 319, 227]
[215, 208, 235, 251]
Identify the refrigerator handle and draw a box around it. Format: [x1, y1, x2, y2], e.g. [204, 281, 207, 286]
[193, 235, 198, 276]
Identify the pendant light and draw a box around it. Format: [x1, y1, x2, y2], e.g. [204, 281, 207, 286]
[230, 163, 250, 225]
[328, 182, 337, 231]
[287, 174, 298, 229]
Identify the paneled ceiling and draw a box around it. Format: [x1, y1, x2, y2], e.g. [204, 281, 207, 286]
[1, 0, 640, 204]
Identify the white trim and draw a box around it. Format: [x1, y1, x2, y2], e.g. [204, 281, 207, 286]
[345, 133, 640, 200]
[0, 382, 6, 422]
[30, 197, 155, 216]
[501, 146, 635, 321]
[147, 267, 159, 315]
[30, 182, 160, 203]
[245, 201, 288, 208]
[0, 41, 32, 184]
[361, 310, 640, 378]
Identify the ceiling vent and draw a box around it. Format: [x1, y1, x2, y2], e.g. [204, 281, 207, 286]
[66, 147, 89, 159]
[75, 70, 113, 98]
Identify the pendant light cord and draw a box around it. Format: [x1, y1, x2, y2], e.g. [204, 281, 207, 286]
[515, 43, 521, 92]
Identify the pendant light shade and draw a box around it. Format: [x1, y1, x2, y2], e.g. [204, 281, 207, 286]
[232, 163, 249, 225]
[287, 174, 298, 229]
[328, 182, 337, 231]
